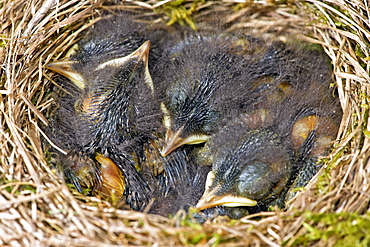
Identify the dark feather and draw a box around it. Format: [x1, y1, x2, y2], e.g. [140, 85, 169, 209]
[147, 147, 211, 217]
[159, 34, 272, 155]
[46, 14, 167, 210]
[194, 42, 342, 219]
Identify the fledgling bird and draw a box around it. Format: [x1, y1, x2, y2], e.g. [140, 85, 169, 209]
[159, 34, 270, 156]
[193, 43, 342, 219]
[46, 15, 167, 210]
[195, 126, 292, 212]
[138, 144, 211, 217]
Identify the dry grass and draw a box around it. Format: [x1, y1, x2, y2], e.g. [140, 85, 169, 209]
[0, 0, 369, 246]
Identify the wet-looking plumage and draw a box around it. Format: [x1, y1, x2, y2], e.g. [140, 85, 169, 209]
[160, 35, 270, 156]
[193, 42, 342, 218]
[46, 16, 165, 211]
[45, 14, 342, 221]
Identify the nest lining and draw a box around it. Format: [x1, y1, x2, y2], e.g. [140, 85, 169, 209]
[0, 0, 369, 246]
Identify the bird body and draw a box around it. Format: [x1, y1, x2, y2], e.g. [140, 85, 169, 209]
[194, 43, 342, 217]
[45, 14, 342, 220]
[195, 124, 292, 212]
[142, 145, 211, 216]
[46, 16, 166, 211]
[159, 34, 270, 156]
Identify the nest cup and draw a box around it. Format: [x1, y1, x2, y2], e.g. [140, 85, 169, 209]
[0, 0, 369, 246]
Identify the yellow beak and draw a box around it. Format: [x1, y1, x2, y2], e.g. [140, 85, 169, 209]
[46, 40, 153, 92]
[46, 60, 86, 90]
[161, 127, 210, 157]
[195, 171, 257, 211]
[94, 40, 154, 93]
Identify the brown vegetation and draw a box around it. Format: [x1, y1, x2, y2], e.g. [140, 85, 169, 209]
[0, 0, 369, 246]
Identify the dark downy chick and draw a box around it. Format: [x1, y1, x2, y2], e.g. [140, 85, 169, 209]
[132, 137, 210, 216]
[141, 145, 211, 217]
[159, 34, 269, 156]
[47, 15, 159, 90]
[194, 43, 342, 219]
[46, 16, 164, 210]
[195, 125, 292, 212]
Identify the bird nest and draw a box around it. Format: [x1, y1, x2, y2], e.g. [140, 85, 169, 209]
[0, 0, 369, 246]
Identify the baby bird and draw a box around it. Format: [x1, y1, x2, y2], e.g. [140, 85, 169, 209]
[159, 34, 269, 156]
[46, 15, 166, 210]
[195, 125, 292, 212]
[139, 144, 211, 217]
[194, 43, 342, 218]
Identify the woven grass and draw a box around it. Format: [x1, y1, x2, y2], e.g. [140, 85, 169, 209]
[0, 0, 369, 246]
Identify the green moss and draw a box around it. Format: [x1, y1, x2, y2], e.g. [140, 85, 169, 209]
[187, 232, 207, 245]
[178, 209, 203, 229]
[166, 209, 246, 246]
[43, 147, 54, 164]
[0, 34, 7, 47]
[155, 0, 204, 30]
[0, 179, 37, 194]
[290, 212, 370, 247]
[210, 232, 222, 246]
[315, 147, 344, 195]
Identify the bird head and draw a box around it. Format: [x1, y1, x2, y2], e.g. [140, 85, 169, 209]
[160, 96, 216, 157]
[89, 41, 157, 148]
[46, 17, 154, 89]
[47, 41, 156, 151]
[159, 36, 249, 157]
[46, 39, 153, 92]
[195, 128, 291, 211]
